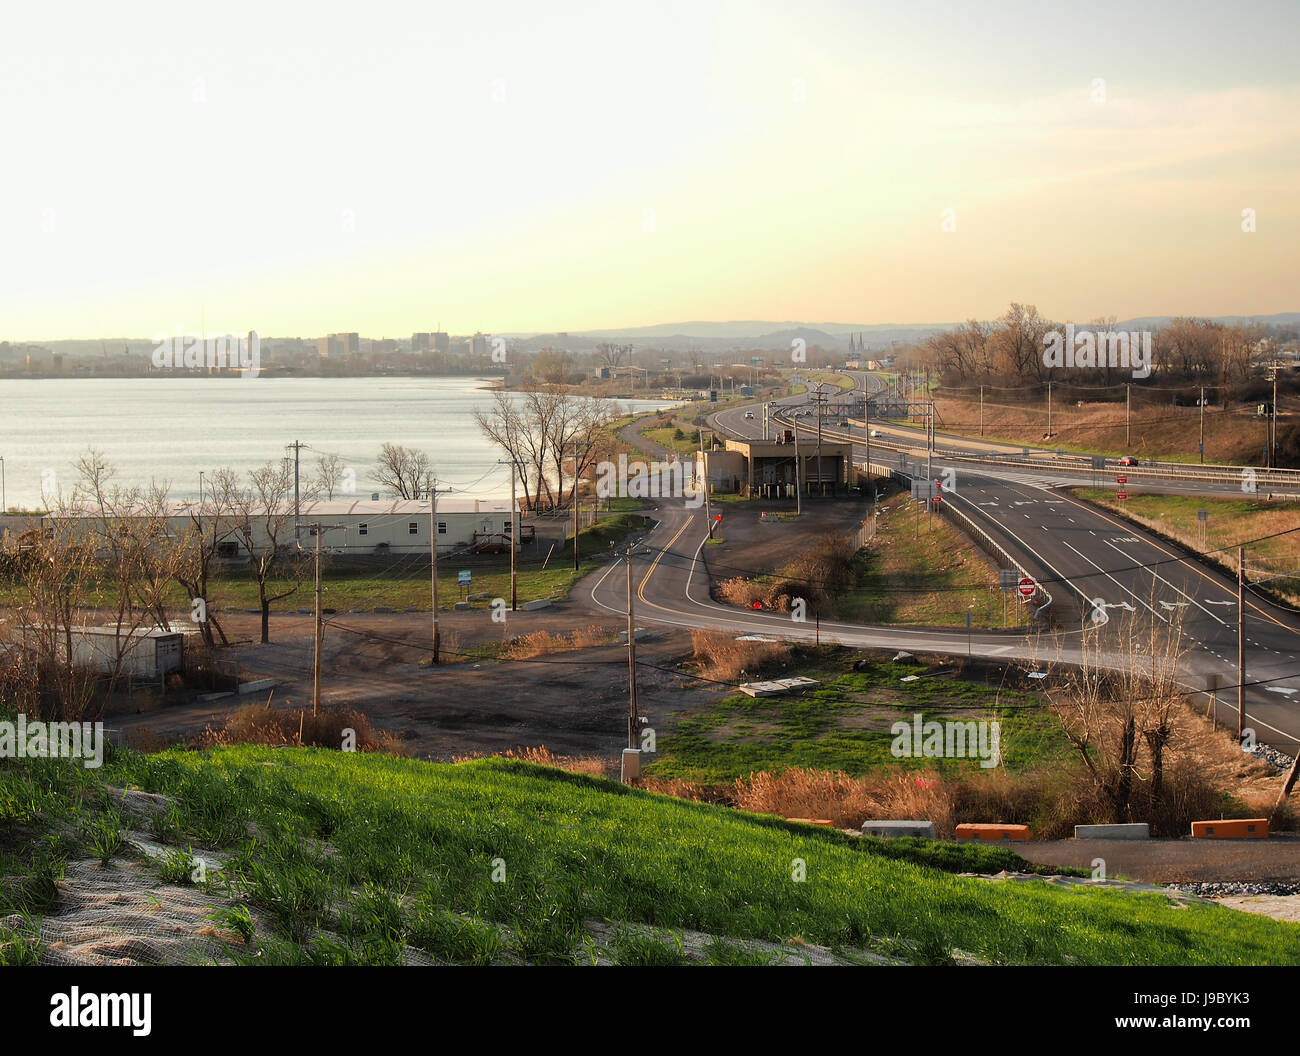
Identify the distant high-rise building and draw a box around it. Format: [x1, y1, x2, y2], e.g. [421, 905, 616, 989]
[470, 332, 489, 358]
[433, 331, 449, 354]
[412, 332, 432, 352]
[318, 332, 358, 357]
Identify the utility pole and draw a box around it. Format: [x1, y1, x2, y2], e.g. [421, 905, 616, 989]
[1238, 545, 1245, 741]
[570, 443, 587, 573]
[287, 440, 308, 540]
[1125, 385, 1130, 447]
[305, 522, 344, 714]
[625, 548, 639, 749]
[1046, 381, 1052, 438]
[499, 459, 519, 611]
[979, 385, 984, 438]
[814, 384, 825, 498]
[864, 388, 873, 517]
[1270, 362, 1279, 469]
[1199, 386, 1205, 464]
[313, 524, 323, 714]
[793, 420, 802, 516]
[700, 430, 713, 535]
[428, 476, 443, 665]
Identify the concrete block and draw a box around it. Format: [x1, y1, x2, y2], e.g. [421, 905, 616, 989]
[237, 679, 276, 696]
[1074, 823, 1149, 840]
[955, 823, 1030, 842]
[453, 601, 471, 611]
[522, 599, 552, 611]
[1191, 818, 1269, 839]
[861, 820, 936, 839]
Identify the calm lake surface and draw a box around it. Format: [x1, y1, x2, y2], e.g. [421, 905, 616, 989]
[0, 377, 672, 510]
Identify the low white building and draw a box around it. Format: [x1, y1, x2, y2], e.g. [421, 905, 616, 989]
[46, 498, 522, 558]
[279, 497, 521, 555]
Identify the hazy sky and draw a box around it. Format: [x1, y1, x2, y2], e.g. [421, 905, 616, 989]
[3, 0, 1297, 339]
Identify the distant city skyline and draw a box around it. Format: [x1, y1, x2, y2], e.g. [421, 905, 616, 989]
[3, 0, 1298, 340]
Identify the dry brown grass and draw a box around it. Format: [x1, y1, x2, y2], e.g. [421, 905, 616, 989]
[690, 629, 793, 683]
[451, 744, 614, 777]
[642, 693, 1292, 838]
[932, 394, 1271, 465]
[716, 533, 855, 618]
[501, 625, 617, 659]
[197, 704, 406, 754]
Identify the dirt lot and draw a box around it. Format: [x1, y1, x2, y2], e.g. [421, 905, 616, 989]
[114, 606, 707, 763]
[114, 499, 873, 763]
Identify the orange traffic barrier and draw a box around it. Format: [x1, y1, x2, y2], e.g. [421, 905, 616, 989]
[787, 818, 834, 827]
[955, 823, 1030, 842]
[1190, 819, 1269, 839]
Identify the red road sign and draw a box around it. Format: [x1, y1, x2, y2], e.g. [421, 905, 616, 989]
[932, 496, 942, 505]
[1117, 491, 1128, 500]
[1116, 475, 1128, 485]
[1017, 576, 1037, 598]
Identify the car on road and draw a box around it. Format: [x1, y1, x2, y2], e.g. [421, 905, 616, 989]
[1117, 455, 1138, 466]
[744, 410, 754, 419]
[869, 429, 881, 438]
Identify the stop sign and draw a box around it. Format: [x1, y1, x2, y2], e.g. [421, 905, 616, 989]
[1017, 576, 1037, 598]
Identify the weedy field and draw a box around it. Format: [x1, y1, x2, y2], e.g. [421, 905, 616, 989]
[3, 737, 1299, 966]
[645, 657, 1068, 785]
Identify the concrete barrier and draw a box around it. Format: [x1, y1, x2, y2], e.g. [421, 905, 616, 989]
[1191, 819, 1269, 839]
[787, 818, 834, 827]
[237, 679, 276, 696]
[1074, 823, 1149, 840]
[861, 820, 936, 839]
[955, 823, 1030, 842]
[522, 599, 552, 611]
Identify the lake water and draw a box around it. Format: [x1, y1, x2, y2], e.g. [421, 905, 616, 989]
[0, 377, 673, 510]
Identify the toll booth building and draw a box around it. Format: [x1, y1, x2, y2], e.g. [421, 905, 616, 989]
[700, 437, 852, 498]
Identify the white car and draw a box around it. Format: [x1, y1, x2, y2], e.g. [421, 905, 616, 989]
[744, 411, 754, 419]
[869, 429, 881, 438]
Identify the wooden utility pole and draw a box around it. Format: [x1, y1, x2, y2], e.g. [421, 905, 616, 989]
[1125, 385, 1130, 447]
[1046, 381, 1052, 438]
[570, 444, 586, 573]
[1199, 386, 1205, 464]
[428, 477, 443, 665]
[509, 459, 518, 611]
[287, 440, 308, 540]
[312, 525, 323, 714]
[793, 420, 802, 516]
[625, 549, 639, 748]
[306, 522, 344, 714]
[1238, 545, 1245, 740]
[979, 384, 984, 437]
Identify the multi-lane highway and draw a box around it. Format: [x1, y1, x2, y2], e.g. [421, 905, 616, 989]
[578, 373, 1300, 754]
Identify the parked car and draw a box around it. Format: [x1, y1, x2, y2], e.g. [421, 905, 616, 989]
[1117, 455, 1138, 466]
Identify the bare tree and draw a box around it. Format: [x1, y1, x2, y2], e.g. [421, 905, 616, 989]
[372, 443, 431, 499]
[313, 452, 347, 500]
[173, 466, 240, 648]
[226, 461, 310, 644]
[1043, 610, 1186, 822]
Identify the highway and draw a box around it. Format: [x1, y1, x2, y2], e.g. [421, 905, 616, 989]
[577, 372, 1300, 755]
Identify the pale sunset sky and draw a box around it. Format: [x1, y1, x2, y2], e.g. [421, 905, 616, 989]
[2, 0, 1297, 338]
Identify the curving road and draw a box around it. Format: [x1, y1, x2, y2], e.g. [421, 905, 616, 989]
[580, 372, 1300, 754]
